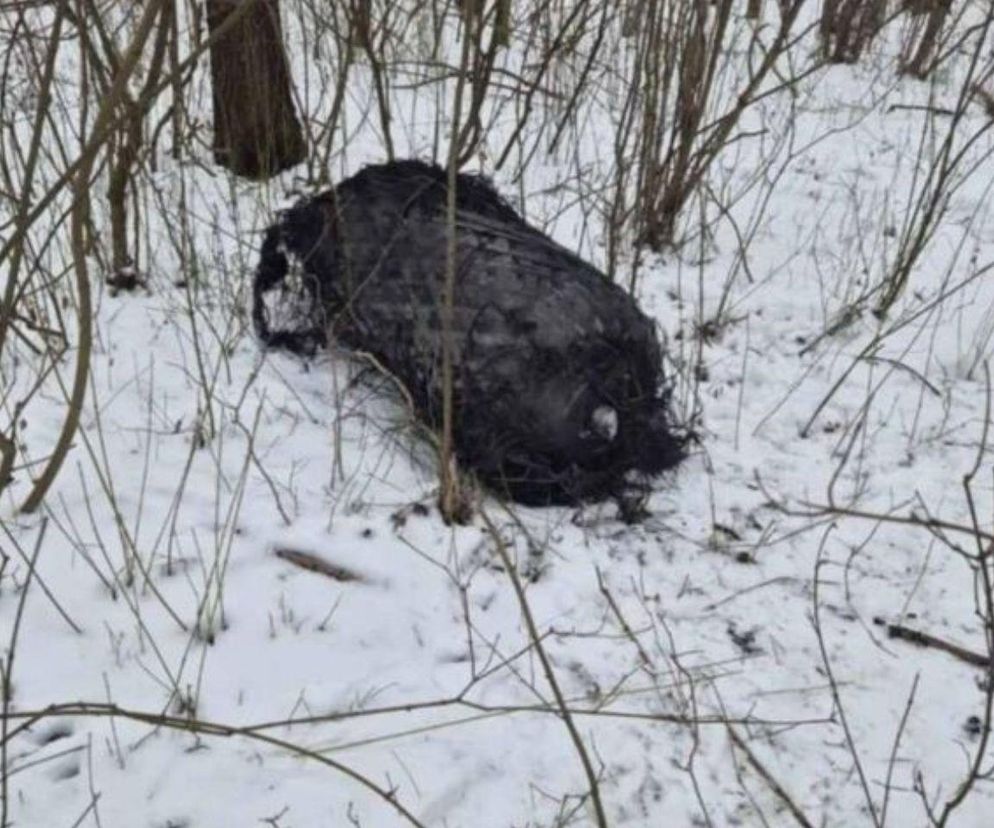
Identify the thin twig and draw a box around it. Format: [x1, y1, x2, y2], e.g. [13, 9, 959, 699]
[886, 624, 989, 669]
[728, 725, 815, 828]
[481, 509, 609, 828]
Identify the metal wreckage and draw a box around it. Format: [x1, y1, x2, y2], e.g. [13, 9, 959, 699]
[253, 160, 685, 512]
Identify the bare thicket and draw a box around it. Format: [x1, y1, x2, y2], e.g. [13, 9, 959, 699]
[623, 0, 809, 254]
[875, 3, 994, 316]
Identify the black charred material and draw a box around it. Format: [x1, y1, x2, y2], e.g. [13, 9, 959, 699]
[254, 160, 685, 506]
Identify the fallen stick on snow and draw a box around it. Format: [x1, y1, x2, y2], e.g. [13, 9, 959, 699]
[886, 623, 990, 669]
[274, 547, 364, 583]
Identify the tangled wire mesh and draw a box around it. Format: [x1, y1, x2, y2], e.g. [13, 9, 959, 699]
[254, 160, 686, 508]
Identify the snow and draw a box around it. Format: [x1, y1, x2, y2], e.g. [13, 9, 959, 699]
[3, 3, 994, 827]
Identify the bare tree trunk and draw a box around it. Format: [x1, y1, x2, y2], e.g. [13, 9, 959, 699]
[820, 0, 888, 65]
[206, 0, 305, 179]
[901, 0, 951, 78]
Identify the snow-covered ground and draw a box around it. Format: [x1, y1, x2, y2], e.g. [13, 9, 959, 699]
[3, 3, 994, 826]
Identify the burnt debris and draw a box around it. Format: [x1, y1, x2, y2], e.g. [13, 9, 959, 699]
[254, 160, 685, 507]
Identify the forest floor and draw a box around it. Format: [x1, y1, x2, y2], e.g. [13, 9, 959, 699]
[3, 3, 994, 827]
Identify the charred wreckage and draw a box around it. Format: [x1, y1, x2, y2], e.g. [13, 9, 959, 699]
[253, 160, 685, 510]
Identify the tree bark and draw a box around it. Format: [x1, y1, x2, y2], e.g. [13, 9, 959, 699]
[206, 0, 305, 179]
